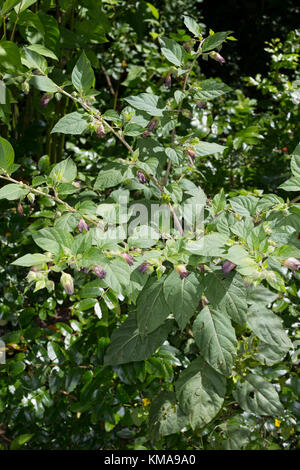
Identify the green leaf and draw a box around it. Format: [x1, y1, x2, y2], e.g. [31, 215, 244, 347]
[256, 341, 289, 366]
[233, 374, 284, 416]
[165, 147, 180, 164]
[163, 271, 202, 330]
[1, 0, 22, 15]
[94, 168, 124, 190]
[11, 253, 50, 267]
[204, 269, 247, 325]
[123, 123, 144, 136]
[26, 44, 58, 60]
[278, 177, 300, 192]
[247, 304, 292, 350]
[149, 392, 188, 438]
[291, 150, 300, 178]
[0, 40, 22, 73]
[51, 112, 89, 135]
[159, 37, 185, 67]
[71, 51, 95, 94]
[194, 80, 231, 100]
[185, 233, 227, 257]
[230, 195, 258, 217]
[0, 137, 14, 171]
[102, 109, 121, 122]
[137, 276, 171, 335]
[246, 284, 278, 306]
[33, 227, 73, 256]
[146, 2, 159, 19]
[54, 212, 81, 232]
[79, 279, 105, 299]
[100, 257, 131, 295]
[202, 31, 233, 52]
[23, 48, 47, 73]
[29, 75, 58, 92]
[193, 306, 237, 376]
[0, 183, 28, 200]
[183, 15, 202, 37]
[10, 434, 33, 450]
[49, 158, 77, 183]
[125, 93, 166, 116]
[104, 313, 172, 365]
[176, 357, 226, 429]
[47, 341, 64, 364]
[194, 141, 226, 157]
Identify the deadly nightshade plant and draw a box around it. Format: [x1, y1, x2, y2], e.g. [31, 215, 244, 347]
[0, 13, 299, 450]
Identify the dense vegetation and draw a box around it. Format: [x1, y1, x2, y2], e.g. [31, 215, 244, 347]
[0, 0, 299, 450]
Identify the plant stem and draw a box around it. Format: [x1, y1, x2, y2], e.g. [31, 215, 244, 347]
[0, 170, 100, 227]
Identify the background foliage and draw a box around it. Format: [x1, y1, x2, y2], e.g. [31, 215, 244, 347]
[0, 0, 299, 450]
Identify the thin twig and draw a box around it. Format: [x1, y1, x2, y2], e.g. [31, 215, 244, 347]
[101, 65, 115, 96]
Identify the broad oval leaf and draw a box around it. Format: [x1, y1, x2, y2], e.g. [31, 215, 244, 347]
[51, 112, 89, 135]
[104, 314, 172, 365]
[193, 306, 237, 376]
[204, 269, 247, 325]
[164, 271, 202, 330]
[176, 357, 226, 429]
[137, 275, 171, 335]
[233, 373, 284, 416]
[0, 183, 28, 200]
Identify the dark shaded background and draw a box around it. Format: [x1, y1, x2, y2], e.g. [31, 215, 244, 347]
[200, 0, 299, 80]
[153, 0, 299, 82]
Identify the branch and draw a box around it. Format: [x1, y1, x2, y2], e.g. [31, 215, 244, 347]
[0, 170, 100, 227]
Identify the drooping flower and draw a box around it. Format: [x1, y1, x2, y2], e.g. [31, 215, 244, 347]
[222, 260, 237, 274]
[78, 218, 89, 233]
[175, 264, 191, 280]
[148, 119, 158, 132]
[93, 265, 106, 279]
[138, 262, 150, 274]
[165, 73, 172, 88]
[137, 170, 146, 184]
[96, 123, 106, 139]
[186, 148, 196, 160]
[196, 100, 206, 109]
[17, 203, 24, 216]
[121, 253, 134, 266]
[283, 257, 300, 273]
[40, 93, 53, 107]
[60, 272, 74, 295]
[209, 51, 226, 65]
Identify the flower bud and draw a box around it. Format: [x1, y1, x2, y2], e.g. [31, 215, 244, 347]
[186, 148, 196, 160]
[147, 119, 158, 133]
[138, 262, 151, 274]
[78, 218, 89, 233]
[165, 73, 172, 88]
[183, 42, 192, 52]
[175, 264, 191, 280]
[121, 253, 134, 266]
[93, 265, 106, 279]
[196, 100, 206, 109]
[61, 272, 74, 295]
[137, 170, 146, 184]
[40, 93, 53, 107]
[282, 257, 300, 273]
[27, 192, 35, 204]
[17, 203, 24, 216]
[96, 123, 106, 139]
[142, 130, 151, 138]
[21, 81, 30, 95]
[222, 260, 237, 274]
[209, 51, 226, 65]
